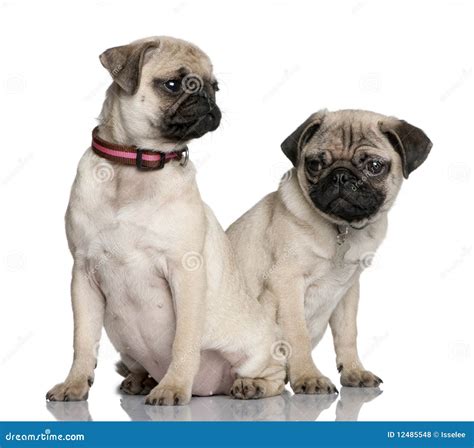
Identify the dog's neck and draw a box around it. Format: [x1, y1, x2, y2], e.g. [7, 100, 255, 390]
[97, 84, 188, 153]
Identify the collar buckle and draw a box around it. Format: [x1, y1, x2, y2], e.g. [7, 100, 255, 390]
[136, 149, 166, 170]
[180, 147, 189, 167]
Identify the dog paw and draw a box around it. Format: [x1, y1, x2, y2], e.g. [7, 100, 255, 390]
[340, 369, 383, 387]
[291, 375, 338, 394]
[230, 378, 269, 400]
[140, 376, 159, 395]
[145, 384, 190, 406]
[120, 373, 158, 395]
[46, 378, 91, 402]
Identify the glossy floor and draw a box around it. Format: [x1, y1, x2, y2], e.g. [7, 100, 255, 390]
[45, 388, 379, 422]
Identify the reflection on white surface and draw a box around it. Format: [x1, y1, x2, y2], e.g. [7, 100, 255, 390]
[46, 388, 382, 422]
[46, 401, 93, 421]
[335, 387, 383, 421]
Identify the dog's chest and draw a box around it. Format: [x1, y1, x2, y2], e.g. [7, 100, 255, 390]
[304, 258, 358, 328]
[70, 157, 201, 275]
[302, 229, 379, 337]
[81, 200, 170, 279]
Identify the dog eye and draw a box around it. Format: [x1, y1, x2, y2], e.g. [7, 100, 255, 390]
[366, 160, 385, 175]
[306, 159, 322, 175]
[212, 81, 219, 92]
[163, 80, 181, 93]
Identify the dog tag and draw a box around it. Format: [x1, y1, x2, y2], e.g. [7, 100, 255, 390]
[334, 225, 350, 268]
[335, 241, 350, 268]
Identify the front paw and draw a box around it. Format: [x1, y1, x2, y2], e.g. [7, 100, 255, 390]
[46, 378, 91, 402]
[291, 375, 338, 394]
[145, 384, 190, 406]
[340, 369, 383, 387]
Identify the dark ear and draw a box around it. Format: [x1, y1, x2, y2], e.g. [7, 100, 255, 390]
[379, 119, 432, 179]
[99, 41, 159, 95]
[280, 112, 325, 166]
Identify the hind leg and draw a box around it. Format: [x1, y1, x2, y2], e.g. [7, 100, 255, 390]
[117, 354, 157, 396]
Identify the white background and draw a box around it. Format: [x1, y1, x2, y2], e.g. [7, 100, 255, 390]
[0, 0, 473, 421]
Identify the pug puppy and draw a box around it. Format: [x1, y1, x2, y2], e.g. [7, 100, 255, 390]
[46, 36, 285, 406]
[227, 109, 432, 394]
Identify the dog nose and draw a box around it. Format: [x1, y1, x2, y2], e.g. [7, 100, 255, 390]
[192, 89, 210, 101]
[331, 168, 356, 186]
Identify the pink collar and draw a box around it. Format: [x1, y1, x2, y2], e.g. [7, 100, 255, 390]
[91, 127, 188, 170]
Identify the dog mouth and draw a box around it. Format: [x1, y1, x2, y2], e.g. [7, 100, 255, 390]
[325, 196, 373, 221]
[160, 98, 222, 141]
[309, 185, 385, 223]
[183, 110, 221, 137]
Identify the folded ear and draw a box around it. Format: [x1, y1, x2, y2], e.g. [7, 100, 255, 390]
[99, 41, 159, 95]
[280, 111, 325, 166]
[379, 119, 432, 179]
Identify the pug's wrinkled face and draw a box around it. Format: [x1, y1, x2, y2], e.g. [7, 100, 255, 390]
[281, 110, 432, 227]
[100, 36, 221, 146]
